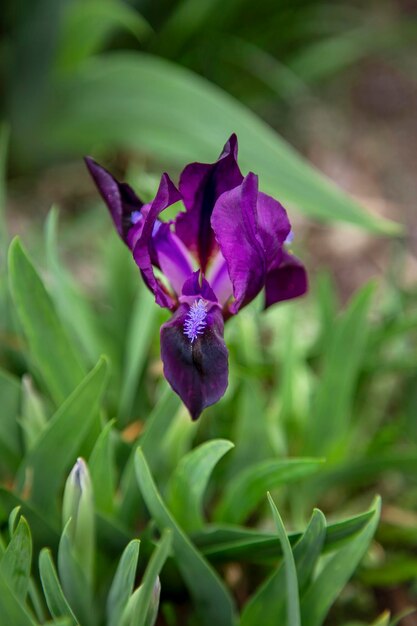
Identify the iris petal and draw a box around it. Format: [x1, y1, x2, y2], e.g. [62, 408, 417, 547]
[205, 252, 233, 307]
[264, 250, 308, 308]
[175, 134, 243, 271]
[256, 191, 291, 270]
[85, 157, 144, 245]
[161, 303, 228, 420]
[152, 224, 194, 297]
[133, 173, 182, 309]
[211, 173, 266, 313]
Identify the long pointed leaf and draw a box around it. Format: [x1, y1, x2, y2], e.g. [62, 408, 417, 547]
[47, 53, 400, 234]
[167, 439, 234, 532]
[107, 539, 140, 626]
[39, 549, 78, 625]
[300, 497, 381, 626]
[0, 516, 32, 601]
[8, 237, 86, 405]
[16, 357, 107, 512]
[267, 493, 301, 626]
[134, 447, 236, 626]
[215, 458, 323, 524]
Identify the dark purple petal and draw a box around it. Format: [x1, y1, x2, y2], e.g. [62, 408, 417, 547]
[264, 250, 308, 308]
[161, 304, 228, 420]
[211, 173, 266, 313]
[85, 157, 144, 245]
[256, 192, 291, 270]
[133, 174, 181, 309]
[175, 134, 243, 270]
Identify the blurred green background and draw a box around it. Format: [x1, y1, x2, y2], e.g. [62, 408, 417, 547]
[1, 0, 417, 625]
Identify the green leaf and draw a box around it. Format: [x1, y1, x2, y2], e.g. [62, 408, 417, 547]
[107, 539, 140, 626]
[300, 497, 381, 626]
[194, 508, 374, 564]
[134, 447, 237, 626]
[0, 571, 37, 626]
[58, 522, 93, 626]
[0, 488, 59, 551]
[289, 21, 417, 83]
[96, 513, 131, 556]
[308, 282, 375, 455]
[228, 381, 273, 476]
[140, 385, 182, 464]
[47, 53, 400, 234]
[121, 530, 171, 626]
[312, 452, 417, 493]
[118, 386, 180, 526]
[167, 439, 234, 532]
[20, 375, 48, 451]
[360, 553, 417, 586]
[119, 283, 158, 424]
[266, 493, 301, 626]
[28, 577, 48, 623]
[242, 509, 326, 626]
[56, 0, 152, 72]
[0, 516, 32, 601]
[16, 357, 107, 512]
[215, 458, 323, 525]
[89, 421, 116, 516]
[45, 208, 104, 365]
[8, 237, 86, 405]
[0, 368, 21, 472]
[39, 548, 78, 625]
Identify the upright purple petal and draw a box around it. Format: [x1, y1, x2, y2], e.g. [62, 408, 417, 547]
[206, 252, 234, 307]
[181, 271, 218, 304]
[211, 173, 266, 313]
[175, 134, 243, 270]
[133, 174, 181, 309]
[152, 224, 194, 297]
[264, 250, 308, 308]
[85, 157, 144, 245]
[161, 303, 228, 420]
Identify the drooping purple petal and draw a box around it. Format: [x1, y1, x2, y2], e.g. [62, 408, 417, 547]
[175, 134, 243, 271]
[160, 303, 228, 420]
[85, 157, 144, 245]
[133, 174, 181, 309]
[256, 192, 291, 270]
[264, 250, 308, 308]
[211, 173, 266, 313]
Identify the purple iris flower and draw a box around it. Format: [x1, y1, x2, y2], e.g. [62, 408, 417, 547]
[85, 135, 307, 420]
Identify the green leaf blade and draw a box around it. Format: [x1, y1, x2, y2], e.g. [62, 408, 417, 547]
[267, 493, 301, 626]
[134, 447, 236, 626]
[0, 516, 32, 602]
[47, 53, 401, 235]
[215, 458, 323, 525]
[8, 237, 86, 405]
[107, 539, 140, 626]
[167, 439, 234, 532]
[300, 497, 381, 626]
[39, 548, 78, 626]
[16, 357, 108, 512]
